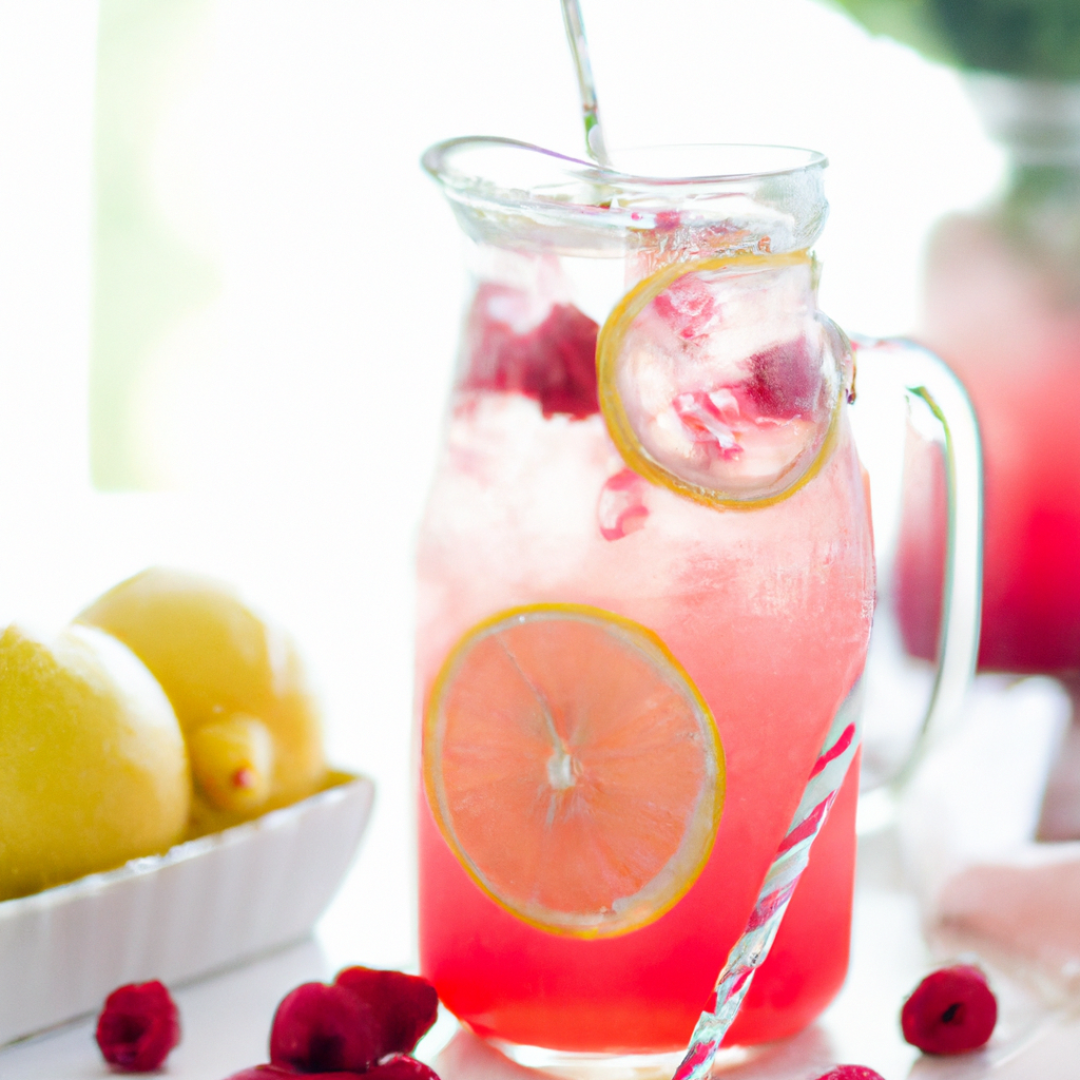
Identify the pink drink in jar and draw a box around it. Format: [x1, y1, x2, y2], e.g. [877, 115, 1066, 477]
[416, 141, 874, 1054]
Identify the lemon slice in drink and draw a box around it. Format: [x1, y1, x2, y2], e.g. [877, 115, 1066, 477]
[597, 251, 851, 509]
[423, 604, 724, 939]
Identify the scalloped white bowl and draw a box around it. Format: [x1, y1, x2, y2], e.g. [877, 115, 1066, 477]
[0, 771, 374, 1045]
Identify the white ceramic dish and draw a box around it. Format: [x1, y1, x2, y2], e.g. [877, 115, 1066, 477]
[0, 771, 374, 1046]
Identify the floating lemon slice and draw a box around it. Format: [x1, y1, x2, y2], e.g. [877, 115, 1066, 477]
[597, 250, 850, 509]
[423, 604, 724, 939]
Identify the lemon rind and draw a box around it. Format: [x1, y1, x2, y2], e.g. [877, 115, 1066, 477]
[596, 249, 846, 511]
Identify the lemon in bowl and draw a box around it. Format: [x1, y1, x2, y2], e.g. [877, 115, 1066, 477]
[79, 568, 328, 834]
[0, 622, 190, 901]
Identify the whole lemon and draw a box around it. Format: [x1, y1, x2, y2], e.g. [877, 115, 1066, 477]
[0, 623, 190, 901]
[78, 568, 327, 834]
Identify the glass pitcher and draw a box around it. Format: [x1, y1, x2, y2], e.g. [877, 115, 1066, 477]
[414, 139, 981, 1058]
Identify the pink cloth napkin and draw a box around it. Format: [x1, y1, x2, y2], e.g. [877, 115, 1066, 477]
[937, 849, 1080, 991]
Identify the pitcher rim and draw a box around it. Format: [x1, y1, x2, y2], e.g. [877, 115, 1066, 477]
[422, 136, 829, 193]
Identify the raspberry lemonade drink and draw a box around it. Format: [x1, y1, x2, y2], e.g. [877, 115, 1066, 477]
[414, 140, 878, 1056]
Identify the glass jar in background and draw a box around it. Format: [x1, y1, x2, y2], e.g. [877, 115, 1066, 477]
[900, 76, 1080, 681]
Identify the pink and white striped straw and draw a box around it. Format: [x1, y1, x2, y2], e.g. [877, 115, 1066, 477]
[673, 692, 862, 1080]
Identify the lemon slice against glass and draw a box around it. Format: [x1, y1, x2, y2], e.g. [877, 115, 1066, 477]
[597, 250, 852, 509]
[423, 604, 724, 939]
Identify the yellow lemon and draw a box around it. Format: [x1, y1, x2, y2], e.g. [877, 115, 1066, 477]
[0, 623, 190, 901]
[78, 568, 327, 834]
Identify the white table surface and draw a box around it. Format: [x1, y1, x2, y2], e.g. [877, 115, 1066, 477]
[4, 817, 1078, 1080]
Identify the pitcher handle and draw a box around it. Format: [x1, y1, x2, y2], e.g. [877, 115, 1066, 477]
[853, 335, 984, 785]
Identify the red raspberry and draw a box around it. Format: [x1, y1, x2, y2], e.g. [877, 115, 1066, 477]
[224, 1067, 366, 1079]
[745, 336, 821, 419]
[334, 967, 439, 1057]
[813, 1068, 886, 1080]
[367, 1054, 441, 1080]
[901, 965, 997, 1054]
[269, 982, 381, 1073]
[95, 980, 181, 1072]
[223, 1061, 440, 1080]
[461, 285, 600, 419]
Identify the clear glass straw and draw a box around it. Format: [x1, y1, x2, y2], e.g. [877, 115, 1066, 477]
[559, 0, 610, 165]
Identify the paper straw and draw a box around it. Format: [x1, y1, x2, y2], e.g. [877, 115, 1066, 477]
[673, 690, 863, 1080]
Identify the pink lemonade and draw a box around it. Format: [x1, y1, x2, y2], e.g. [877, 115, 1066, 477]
[416, 141, 875, 1054]
[899, 211, 1080, 674]
[416, 321, 873, 1052]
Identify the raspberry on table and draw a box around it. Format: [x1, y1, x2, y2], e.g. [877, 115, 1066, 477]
[335, 966, 440, 1057]
[813, 1067, 886, 1080]
[229, 968, 441, 1080]
[366, 1054, 441, 1080]
[269, 982, 381, 1073]
[901, 964, 997, 1054]
[224, 1067, 365, 1079]
[95, 980, 181, 1073]
[222, 1057, 440, 1080]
